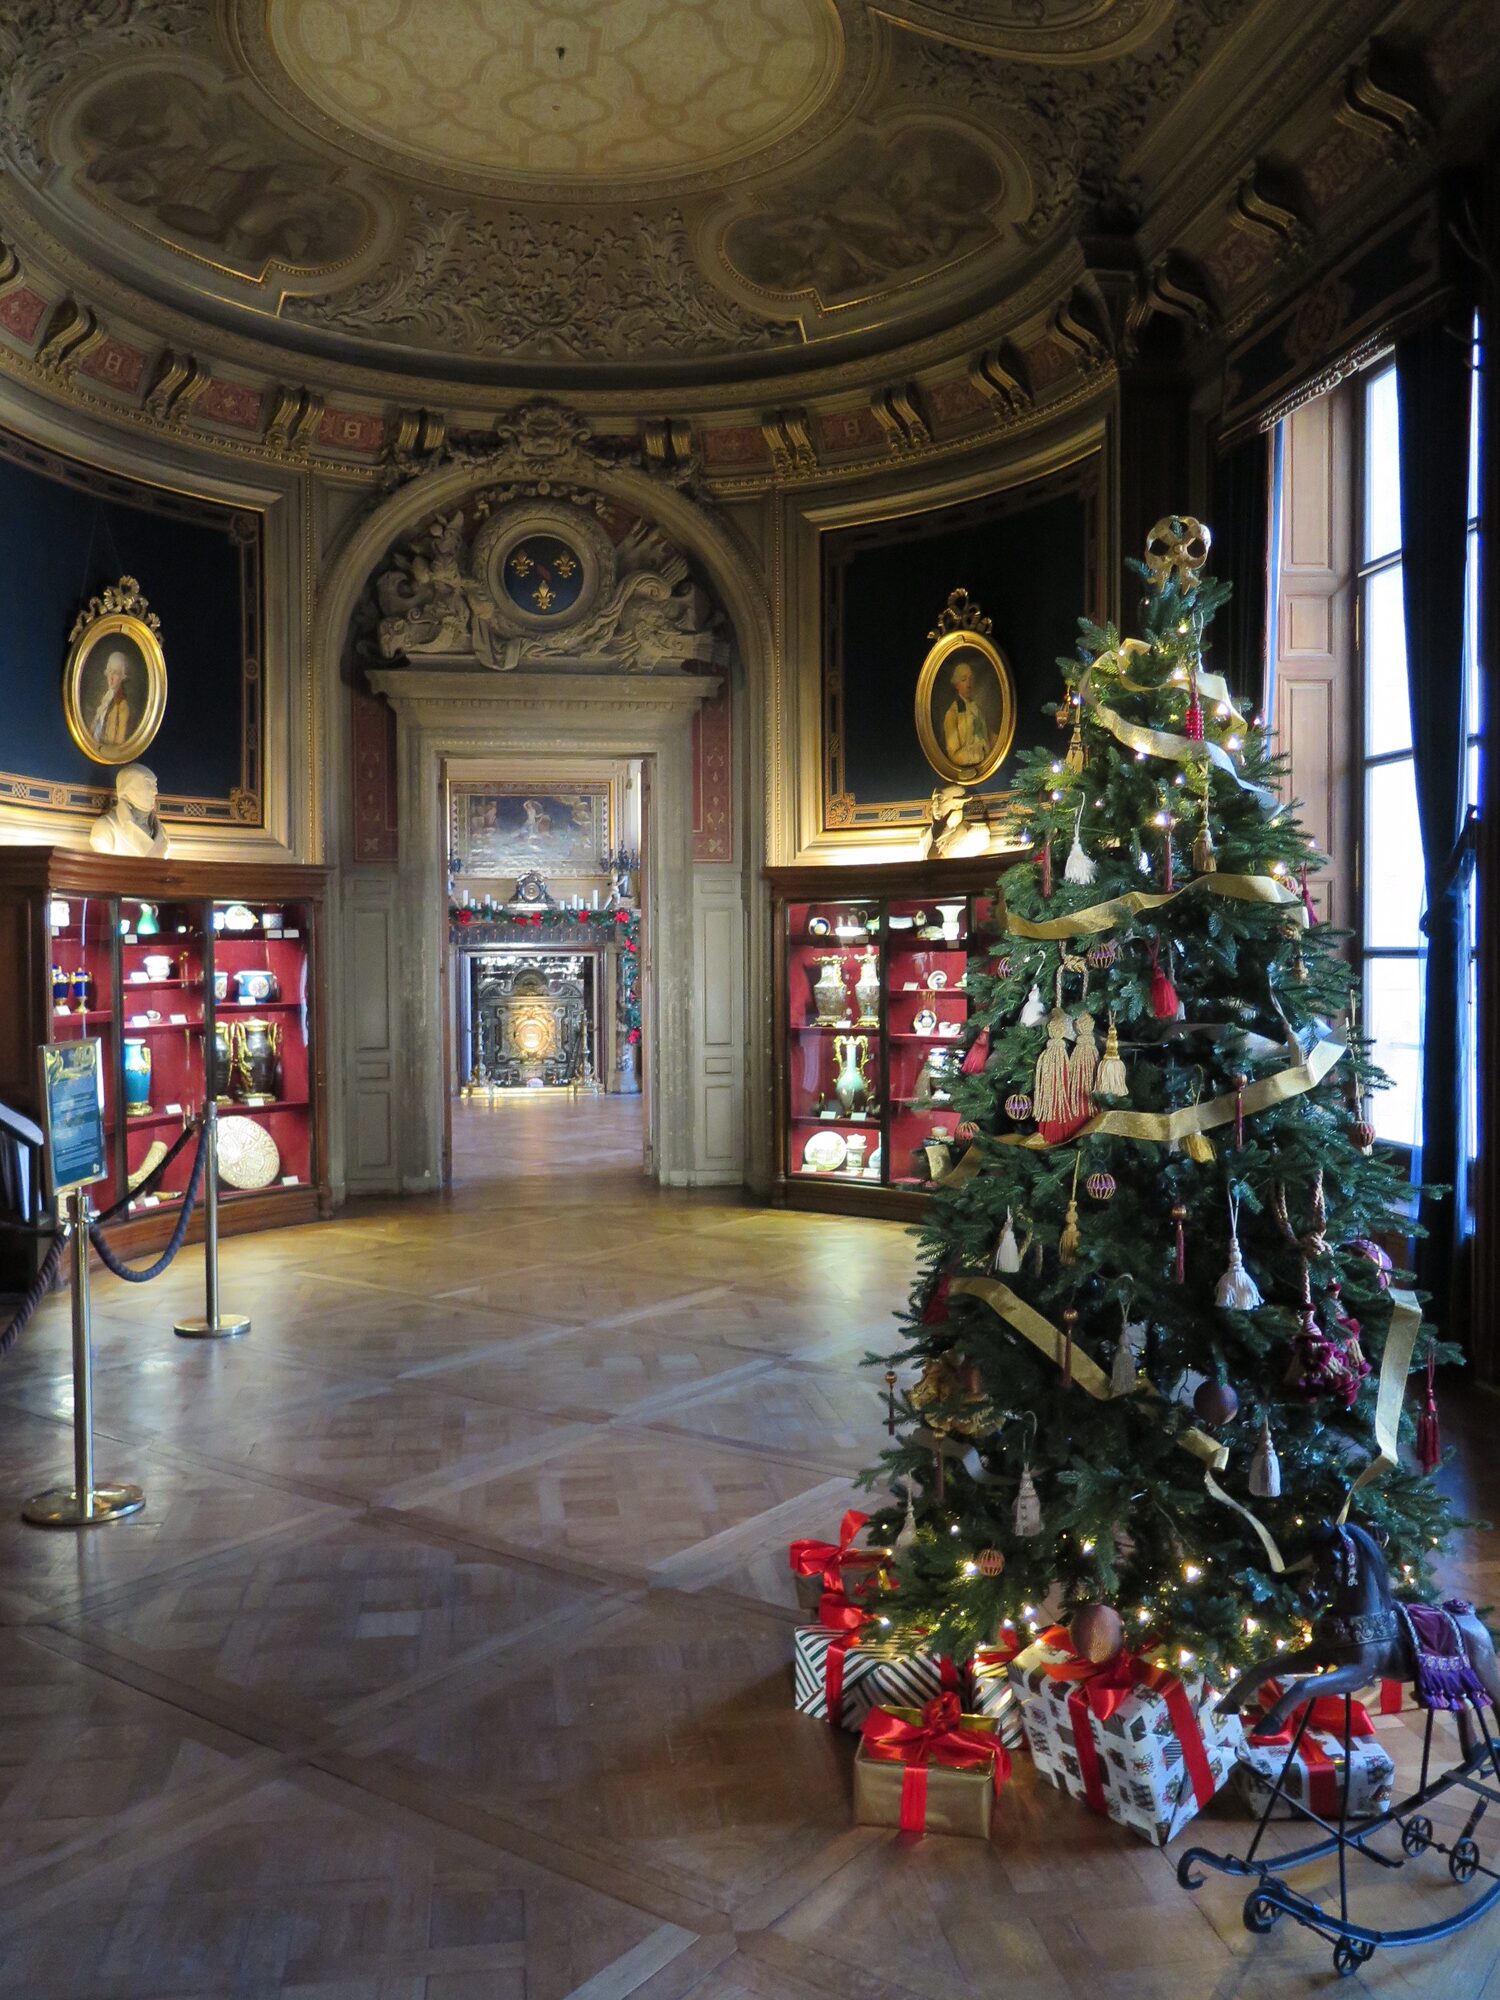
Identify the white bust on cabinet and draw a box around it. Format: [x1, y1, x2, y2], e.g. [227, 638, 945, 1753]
[89, 763, 170, 858]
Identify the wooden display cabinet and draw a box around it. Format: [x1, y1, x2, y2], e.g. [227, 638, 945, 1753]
[0, 848, 330, 1282]
[766, 856, 1022, 1218]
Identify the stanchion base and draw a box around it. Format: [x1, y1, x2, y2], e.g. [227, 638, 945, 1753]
[173, 1314, 251, 1340]
[22, 1482, 146, 1528]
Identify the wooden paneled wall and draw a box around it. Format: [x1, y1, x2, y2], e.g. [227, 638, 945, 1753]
[1272, 391, 1355, 930]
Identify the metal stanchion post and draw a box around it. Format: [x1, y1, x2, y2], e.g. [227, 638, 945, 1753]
[22, 1188, 145, 1527]
[174, 1102, 250, 1339]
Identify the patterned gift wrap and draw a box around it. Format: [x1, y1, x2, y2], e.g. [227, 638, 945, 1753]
[854, 1704, 1005, 1838]
[1236, 1684, 1395, 1820]
[792, 1549, 893, 1615]
[964, 1648, 1025, 1750]
[792, 1622, 952, 1730]
[1010, 1631, 1244, 1845]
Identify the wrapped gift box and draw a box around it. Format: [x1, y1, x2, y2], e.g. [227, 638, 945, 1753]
[1010, 1628, 1244, 1845]
[964, 1645, 1025, 1749]
[793, 1619, 952, 1730]
[1237, 1684, 1395, 1820]
[855, 1701, 1006, 1838]
[789, 1511, 893, 1613]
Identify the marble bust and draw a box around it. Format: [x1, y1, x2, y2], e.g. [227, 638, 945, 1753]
[89, 763, 170, 857]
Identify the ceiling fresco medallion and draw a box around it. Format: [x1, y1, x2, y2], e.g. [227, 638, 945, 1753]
[259, 0, 851, 194]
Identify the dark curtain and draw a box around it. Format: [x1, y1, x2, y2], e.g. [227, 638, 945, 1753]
[1210, 431, 1272, 712]
[1396, 311, 1473, 1330]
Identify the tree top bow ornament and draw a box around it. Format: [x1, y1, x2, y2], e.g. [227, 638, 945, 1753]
[1144, 515, 1212, 590]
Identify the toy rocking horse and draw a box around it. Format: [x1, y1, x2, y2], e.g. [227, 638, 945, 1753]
[1180, 1520, 1500, 1978]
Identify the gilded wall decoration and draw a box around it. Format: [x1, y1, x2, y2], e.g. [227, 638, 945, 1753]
[875, 0, 1174, 61]
[286, 198, 791, 359]
[719, 122, 1011, 308]
[66, 66, 376, 280]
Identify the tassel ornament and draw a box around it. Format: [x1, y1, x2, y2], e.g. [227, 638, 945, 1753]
[1416, 1352, 1442, 1472]
[961, 1026, 992, 1076]
[1064, 804, 1098, 886]
[1059, 1156, 1082, 1266]
[1040, 833, 1053, 899]
[1065, 718, 1086, 774]
[1068, 1011, 1099, 1102]
[1021, 981, 1047, 1028]
[1149, 939, 1180, 1021]
[1192, 792, 1216, 874]
[1171, 1202, 1187, 1284]
[994, 1209, 1022, 1274]
[1249, 1420, 1281, 1498]
[1013, 1467, 1042, 1538]
[1033, 1010, 1073, 1127]
[1215, 1193, 1263, 1309]
[894, 1490, 919, 1553]
[1111, 1314, 1145, 1396]
[1183, 665, 1205, 742]
[1095, 1012, 1128, 1098]
[1060, 1305, 1077, 1388]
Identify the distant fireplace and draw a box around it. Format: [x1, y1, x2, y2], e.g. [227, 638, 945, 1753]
[465, 951, 598, 1089]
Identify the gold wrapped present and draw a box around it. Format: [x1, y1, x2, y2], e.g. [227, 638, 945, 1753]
[854, 1697, 1008, 1838]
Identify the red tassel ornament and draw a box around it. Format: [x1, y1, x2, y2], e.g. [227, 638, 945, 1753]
[961, 1027, 992, 1076]
[1232, 1072, 1247, 1149]
[1149, 939, 1180, 1021]
[1171, 1203, 1187, 1284]
[921, 1273, 951, 1326]
[1183, 671, 1205, 742]
[1040, 834, 1053, 900]
[1416, 1353, 1442, 1473]
[1298, 862, 1318, 926]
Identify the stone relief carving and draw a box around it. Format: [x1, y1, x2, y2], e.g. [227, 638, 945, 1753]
[376, 398, 702, 498]
[0, 0, 209, 177]
[892, 0, 1243, 241]
[286, 197, 790, 360]
[721, 123, 1009, 307]
[372, 494, 729, 675]
[67, 65, 375, 277]
[876, 0, 1174, 60]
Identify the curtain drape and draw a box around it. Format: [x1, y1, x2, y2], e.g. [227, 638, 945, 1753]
[1396, 310, 1473, 1331]
[1210, 431, 1272, 713]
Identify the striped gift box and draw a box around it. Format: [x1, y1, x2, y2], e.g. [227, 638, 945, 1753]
[793, 1623, 949, 1730]
[965, 1654, 1025, 1749]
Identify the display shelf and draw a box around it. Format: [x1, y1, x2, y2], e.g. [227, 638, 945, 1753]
[215, 998, 307, 1013]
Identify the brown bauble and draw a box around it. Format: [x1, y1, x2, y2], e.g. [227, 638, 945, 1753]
[1193, 1379, 1241, 1426]
[976, 1548, 1006, 1577]
[1352, 1119, 1376, 1151]
[1069, 1603, 1124, 1665]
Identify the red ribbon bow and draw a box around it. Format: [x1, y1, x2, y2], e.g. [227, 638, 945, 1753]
[789, 1510, 886, 1596]
[813, 1590, 876, 1724]
[860, 1690, 1011, 1833]
[1246, 1679, 1375, 1819]
[1033, 1627, 1216, 1820]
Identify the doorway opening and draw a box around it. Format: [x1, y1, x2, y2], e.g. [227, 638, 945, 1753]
[442, 754, 651, 1187]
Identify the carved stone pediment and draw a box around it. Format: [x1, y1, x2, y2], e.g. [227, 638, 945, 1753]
[371, 491, 731, 675]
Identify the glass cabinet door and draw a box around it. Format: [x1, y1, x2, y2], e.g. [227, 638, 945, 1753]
[211, 897, 314, 1201]
[884, 895, 970, 1189]
[119, 896, 207, 1219]
[46, 892, 123, 1212]
[784, 897, 883, 1184]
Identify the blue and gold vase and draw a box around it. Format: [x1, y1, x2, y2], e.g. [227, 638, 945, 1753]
[123, 1038, 152, 1117]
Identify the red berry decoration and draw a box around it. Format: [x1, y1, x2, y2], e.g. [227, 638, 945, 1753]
[976, 1548, 1005, 1577]
[1069, 1602, 1124, 1665]
[1085, 1171, 1116, 1201]
[1004, 1092, 1033, 1122]
[1193, 1380, 1240, 1426]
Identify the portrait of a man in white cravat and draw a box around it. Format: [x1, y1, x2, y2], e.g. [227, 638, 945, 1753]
[916, 627, 1015, 788]
[941, 656, 993, 771]
[89, 649, 135, 751]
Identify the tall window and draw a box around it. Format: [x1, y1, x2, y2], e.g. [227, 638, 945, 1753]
[1356, 338, 1483, 1170]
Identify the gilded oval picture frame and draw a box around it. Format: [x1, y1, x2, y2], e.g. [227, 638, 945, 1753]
[914, 627, 1016, 787]
[63, 603, 167, 768]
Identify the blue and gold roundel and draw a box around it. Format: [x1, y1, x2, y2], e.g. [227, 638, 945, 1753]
[501, 534, 586, 618]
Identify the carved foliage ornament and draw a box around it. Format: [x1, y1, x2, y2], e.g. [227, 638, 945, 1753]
[373, 498, 728, 676]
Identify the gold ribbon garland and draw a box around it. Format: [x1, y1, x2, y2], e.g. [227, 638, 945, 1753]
[1077, 650, 1283, 815]
[1000, 871, 1304, 943]
[1337, 1287, 1422, 1522]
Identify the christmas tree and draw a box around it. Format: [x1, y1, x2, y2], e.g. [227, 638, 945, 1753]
[865, 518, 1458, 1676]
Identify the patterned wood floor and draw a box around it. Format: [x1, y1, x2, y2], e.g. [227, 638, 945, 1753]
[0, 1094, 1496, 1998]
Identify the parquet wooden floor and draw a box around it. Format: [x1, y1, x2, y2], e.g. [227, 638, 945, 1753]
[0, 1093, 1496, 1998]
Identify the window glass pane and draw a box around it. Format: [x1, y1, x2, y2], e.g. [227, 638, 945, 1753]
[1365, 954, 1423, 1147]
[1364, 563, 1411, 756]
[1364, 365, 1402, 563]
[1363, 757, 1425, 947]
[1465, 950, 1479, 1186]
[1469, 316, 1481, 524]
[1468, 527, 1482, 756]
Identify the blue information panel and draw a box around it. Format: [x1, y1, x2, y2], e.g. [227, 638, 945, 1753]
[39, 1039, 107, 1196]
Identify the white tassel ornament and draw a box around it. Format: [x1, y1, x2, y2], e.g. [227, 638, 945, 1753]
[1215, 1192, 1263, 1310]
[1064, 803, 1098, 886]
[1249, 1420, 1281, 1499]
[893, 1490, 919, 1552]
[1111, 1313, 1146, 1396]
[994, 1209, 1022, 1274]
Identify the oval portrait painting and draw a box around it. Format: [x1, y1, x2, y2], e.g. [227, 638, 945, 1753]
[63, 611, 167, 768]
[915, 629, 1016, 788]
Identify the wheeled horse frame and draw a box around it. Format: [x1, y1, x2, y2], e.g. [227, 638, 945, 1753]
[1177, 1692, 1500, 1978]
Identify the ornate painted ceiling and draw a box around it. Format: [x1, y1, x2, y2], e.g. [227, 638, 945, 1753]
[0, 0, 1490, 482]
